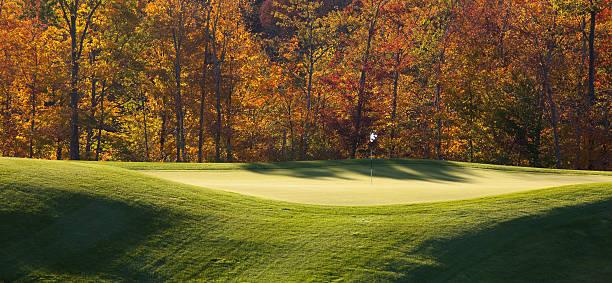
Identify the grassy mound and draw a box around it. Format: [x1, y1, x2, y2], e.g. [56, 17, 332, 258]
[1, 158, 611, 282]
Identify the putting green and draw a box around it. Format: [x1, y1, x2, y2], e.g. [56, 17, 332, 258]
[142, 162, 612, 206]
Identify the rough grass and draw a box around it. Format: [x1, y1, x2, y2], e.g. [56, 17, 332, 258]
[1, 158, 611, 282]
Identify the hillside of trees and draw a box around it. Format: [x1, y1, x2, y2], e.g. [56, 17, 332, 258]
[0, 0, 609, 169]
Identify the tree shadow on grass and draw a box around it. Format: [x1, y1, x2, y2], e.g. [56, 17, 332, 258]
[0, 186, 180, 282]
[244, 159, 473, 182]
[391, 199, 612, 282]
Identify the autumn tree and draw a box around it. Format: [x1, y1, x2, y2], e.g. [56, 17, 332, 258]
[146, 0, 197, 162]
[57, 0, 103, 160]
[345, 0, 388, 159]
[1, 0, 609, 170]
[274, 0, 337, 158]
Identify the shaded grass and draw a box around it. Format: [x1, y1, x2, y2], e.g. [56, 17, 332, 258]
[242, 160, 470, 182]
[96, 158, 612, 177]
[1, 158, 611, 282]
[408, 199, 612, 282]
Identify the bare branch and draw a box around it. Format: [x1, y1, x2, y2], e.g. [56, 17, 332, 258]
[58, 0, 72, 30]
[77, 0, 103, 58]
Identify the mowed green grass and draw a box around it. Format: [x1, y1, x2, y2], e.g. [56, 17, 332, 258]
[1, 158, 612, 282]
[133, 159, 612, 205]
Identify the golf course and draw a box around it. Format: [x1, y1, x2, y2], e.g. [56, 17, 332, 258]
[139, 159, 611, 206]
[1, 157, 611, 282]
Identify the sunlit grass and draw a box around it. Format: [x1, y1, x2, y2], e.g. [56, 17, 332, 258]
[1, 158, 611, 281]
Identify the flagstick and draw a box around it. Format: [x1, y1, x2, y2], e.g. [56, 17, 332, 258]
[369, 133, 377, 185]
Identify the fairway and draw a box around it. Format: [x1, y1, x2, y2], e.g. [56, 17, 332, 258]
[141, 161, 612, 205]
[3, 158, 612, 282]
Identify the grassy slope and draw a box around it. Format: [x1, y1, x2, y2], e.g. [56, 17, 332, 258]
[1, 158, 611, 282]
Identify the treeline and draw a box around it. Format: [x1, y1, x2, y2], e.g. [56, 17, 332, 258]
[0, 0, 609, 169]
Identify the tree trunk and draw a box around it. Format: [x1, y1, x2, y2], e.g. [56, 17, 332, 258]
[142, 95, 150, 161]
[59, 0, 102, 160]
[468, 88, 474, 163]
[350, 57, 368, 159]
[302, 57, 314, 159]
[95, 80, 105, 161]
[29, 77, 36, 158]
[172, 28, 185, 162]
[198, 44, 209, 163]
[1, 81, 11, 156]
[226, 60, 234, 163]
[469, 137, 474, 162]
[85, 130, 92, 160]
[282, 130, 287, 161]
[225, 105, 232, 162]
[434, 51, 445, 161]
[180, 111, 187, 162]
[29, 54, 37, 158]
[160, 110, 167, 161]
[549, 98, 561, 168]
[213, 45, 223, 163]
[56, 136, 63, 160]
[211, 3, 224, 163]
[539, 25, 561, 168]
[85, 54, 97, 160]
[432, 0, 456, 161]
[197, 6, 211, 163]
[542, 61, 561, 168]
[390, 50, 400, 158]
[288, 102, 294, 158]
[573, 105, 582, 169]
[587, 9, 596, 104]
[574, 16, 588, 169]
[69, 15, 80, 160]
[531, 89, 545, 167]
[350, 3, 383, 159]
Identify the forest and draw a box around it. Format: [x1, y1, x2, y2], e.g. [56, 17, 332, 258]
[0, 0, 609, 169]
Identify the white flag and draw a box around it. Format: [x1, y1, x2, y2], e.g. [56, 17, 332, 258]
[370, 133, 378, 142]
